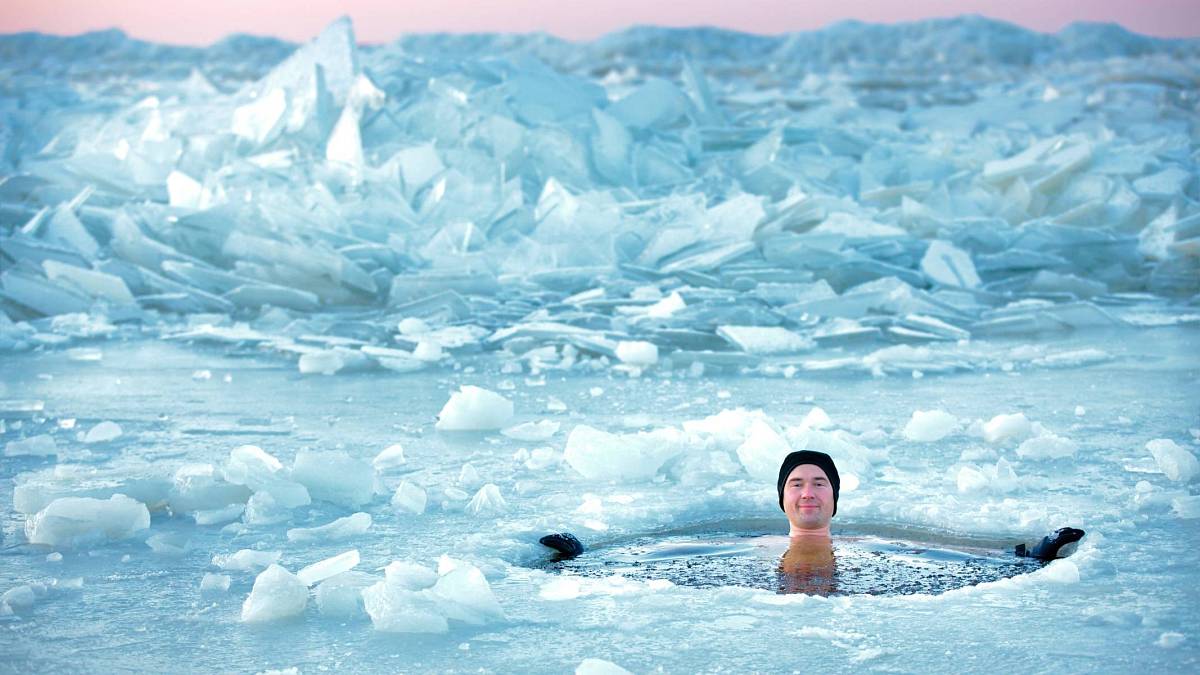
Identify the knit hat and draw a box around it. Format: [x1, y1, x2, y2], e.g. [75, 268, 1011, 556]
[777, 450, 840, 516]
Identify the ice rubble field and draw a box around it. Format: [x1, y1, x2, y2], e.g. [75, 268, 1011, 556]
[1, 14, 1199, 674]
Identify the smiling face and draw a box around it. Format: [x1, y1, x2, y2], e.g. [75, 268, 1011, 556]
[782, 464, 835, 537]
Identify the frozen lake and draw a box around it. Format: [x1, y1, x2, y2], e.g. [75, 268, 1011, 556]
[2, 326, 1197, 672]
[2, 12, 1199, 674]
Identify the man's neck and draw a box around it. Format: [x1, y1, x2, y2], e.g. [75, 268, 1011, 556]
[789, 526, 831, 538]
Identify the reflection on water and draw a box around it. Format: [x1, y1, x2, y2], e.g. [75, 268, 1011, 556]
[777, 537, 836, 596]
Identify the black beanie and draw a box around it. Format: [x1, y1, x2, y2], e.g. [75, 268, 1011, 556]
[777, 450, 840, 516]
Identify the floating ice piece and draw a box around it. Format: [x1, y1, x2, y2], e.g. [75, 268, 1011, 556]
[25, 494, 150, 548]
[2, 585, 37, 611]
[501, 420, 560, 441]
[83, 421, 122, 444]
[362, 581, 448, 633]
[241, 564, 308, 623]
[5, 434, 57, 457]
[615, 340, 658, 366]
[373, 444, 406, 471]
[292, 450, 374, 507]
[200, 573, 231, 594]
[982, 413, 1033, 444]
[286, 512, 372, 543]
[564, 425, 685, 481]
[1168, 495, 1200, 519]
[466, 484, 507, 516]
[576, 658, 634, 675]
[1016, 433, 1078, 460]
[736, 418, 793, 482]
[145, 532, 189, 556]
[315, 571, 375, 617]
[428, 556, 505, 626]
[223, 445, 310, 509]
[297, 348, 370, 375]
[391, 482, 427, 515]
[717, 326, 814, 354]
[297, 550, 360, 587]
[169, 463, 252, 514]
[683, 408, 774, 452]
[903, 410, 959, 442]
[920, 240, 981, 289]
[956, 465, 989, 494]
[435, 386, 514, 431]
[212, 549, 282, 572]
[452, 465, 479, 492]
[800, 407, 832, 430]
[243, 491, 292, 526]
[12, 464, 170, 516]
[1146, 439, 1198, 483]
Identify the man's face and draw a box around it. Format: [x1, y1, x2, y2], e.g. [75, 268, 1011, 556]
[782, 464, 835, 532]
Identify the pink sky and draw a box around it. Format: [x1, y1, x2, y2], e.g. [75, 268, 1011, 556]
[1, 0, 1197, 45]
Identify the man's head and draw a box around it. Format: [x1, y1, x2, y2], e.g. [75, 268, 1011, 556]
[777, 451, 840, 535]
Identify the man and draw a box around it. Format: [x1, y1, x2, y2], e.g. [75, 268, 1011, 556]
[777, 449, 840, 537]
[775, 450, 839, 594]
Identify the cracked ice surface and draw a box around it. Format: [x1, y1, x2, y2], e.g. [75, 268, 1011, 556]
[1, 15, 1199, 674]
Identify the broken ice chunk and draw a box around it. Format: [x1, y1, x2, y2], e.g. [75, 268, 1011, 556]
[590, 108, 632, 185]
[0, 269, 92, 315]
[82, 421, 122, 444]
[213, 549, 282, 572]
[902, 410, 959, 442]
[501, 420, 560, 441]
[200, 573, 231, 595]
[563, 425, 685, 481]
[325, 103, 364, 170]
[285, 512, 372, 543]
[193, 503, 246, 525]
[232, 88, 286, 145]
[297, 550, 360, 587]
[1133, 166, 1192, 200]
[145, 532, 190, 556]
[223, 445, 310, 509]
[717, 326, 814, 354]
[576, 658, 634, 675]
[435, 386, 513, 431]
[373, 443, 407, 471]
[391, 482, 427, 515]
[241, 564, 308, 623]
[920, 240, 981, 289]
[243, 491, 292, 526]
[25, 494, 150, 548]
[615, 340, 658, 366]
[168, 463, 252, 514]
[466, 484, 507, 516]
[315, 571, 375, 617]
[735, 418, 792, 482]
[43, 260, 136, 306]
[362, 575, 448, 633]
[982, 413, 1033, 444]
[292, 450, 374, 507]
[1146, 439, 1198, 483]
[1016, 432, 1078, 460]
[4, 434, 57, 457]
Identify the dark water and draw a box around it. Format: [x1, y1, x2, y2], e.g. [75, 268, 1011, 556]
[540, 528, 1041, 596]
